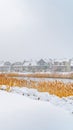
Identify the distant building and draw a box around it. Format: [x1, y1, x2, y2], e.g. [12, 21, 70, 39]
[52, 59, 71, 72]
[11, 62, 23, 72]
[4, 61, 11, 66]
[0, 61, 11, 72]
[36, 59, 49, 72]
[23, 60, 37, 72]
[37, 59, 47, 66]
[0, 59, 71, 73]
[70, 60, 73, 71]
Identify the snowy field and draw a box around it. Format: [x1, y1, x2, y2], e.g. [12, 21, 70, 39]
[0, 86, 73, 130]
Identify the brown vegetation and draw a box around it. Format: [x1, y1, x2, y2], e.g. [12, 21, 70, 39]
[0, 73, 73, 97]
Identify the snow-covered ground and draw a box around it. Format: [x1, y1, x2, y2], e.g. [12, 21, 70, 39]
[1, 85, 73, 113]
[0, 86, 73, 130]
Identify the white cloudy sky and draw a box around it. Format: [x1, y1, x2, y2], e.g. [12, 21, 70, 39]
[0, 0, 73, 62]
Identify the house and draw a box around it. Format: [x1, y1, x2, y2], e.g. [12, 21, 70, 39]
[23, 60, 37, 72]
[36, 59, 49, 72]
[23, 59, 49, 72]
[0, 61, 5, 72]
[37, 59, 47, 66]
[52, 59, 71, 72]
[0, 61, 11, 72]
[4, 61, 11, 66]
[4, 61, 11, 72]
[11, 62, 23, 72]
[70, 60, 73, 71]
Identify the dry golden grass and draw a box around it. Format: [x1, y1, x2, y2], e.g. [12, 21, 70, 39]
[0, 73, 73, 97]
[37, 81, 73, 97]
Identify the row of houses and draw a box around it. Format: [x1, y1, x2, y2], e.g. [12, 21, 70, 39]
[0, 59, 73, 73]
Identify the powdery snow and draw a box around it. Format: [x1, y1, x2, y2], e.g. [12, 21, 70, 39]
[1, 85, 73, 113]
[0, 88, 73, 130]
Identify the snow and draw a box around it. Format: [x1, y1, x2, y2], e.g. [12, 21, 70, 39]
[0, 87, 73, 130]
[1, 85, 73, 113]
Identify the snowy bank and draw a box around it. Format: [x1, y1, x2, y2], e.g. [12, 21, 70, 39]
[1, 85, 73, 113]
[0, 90, 73, 130]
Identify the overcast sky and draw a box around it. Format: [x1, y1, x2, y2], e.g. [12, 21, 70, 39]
[0, 0, 73, 62]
